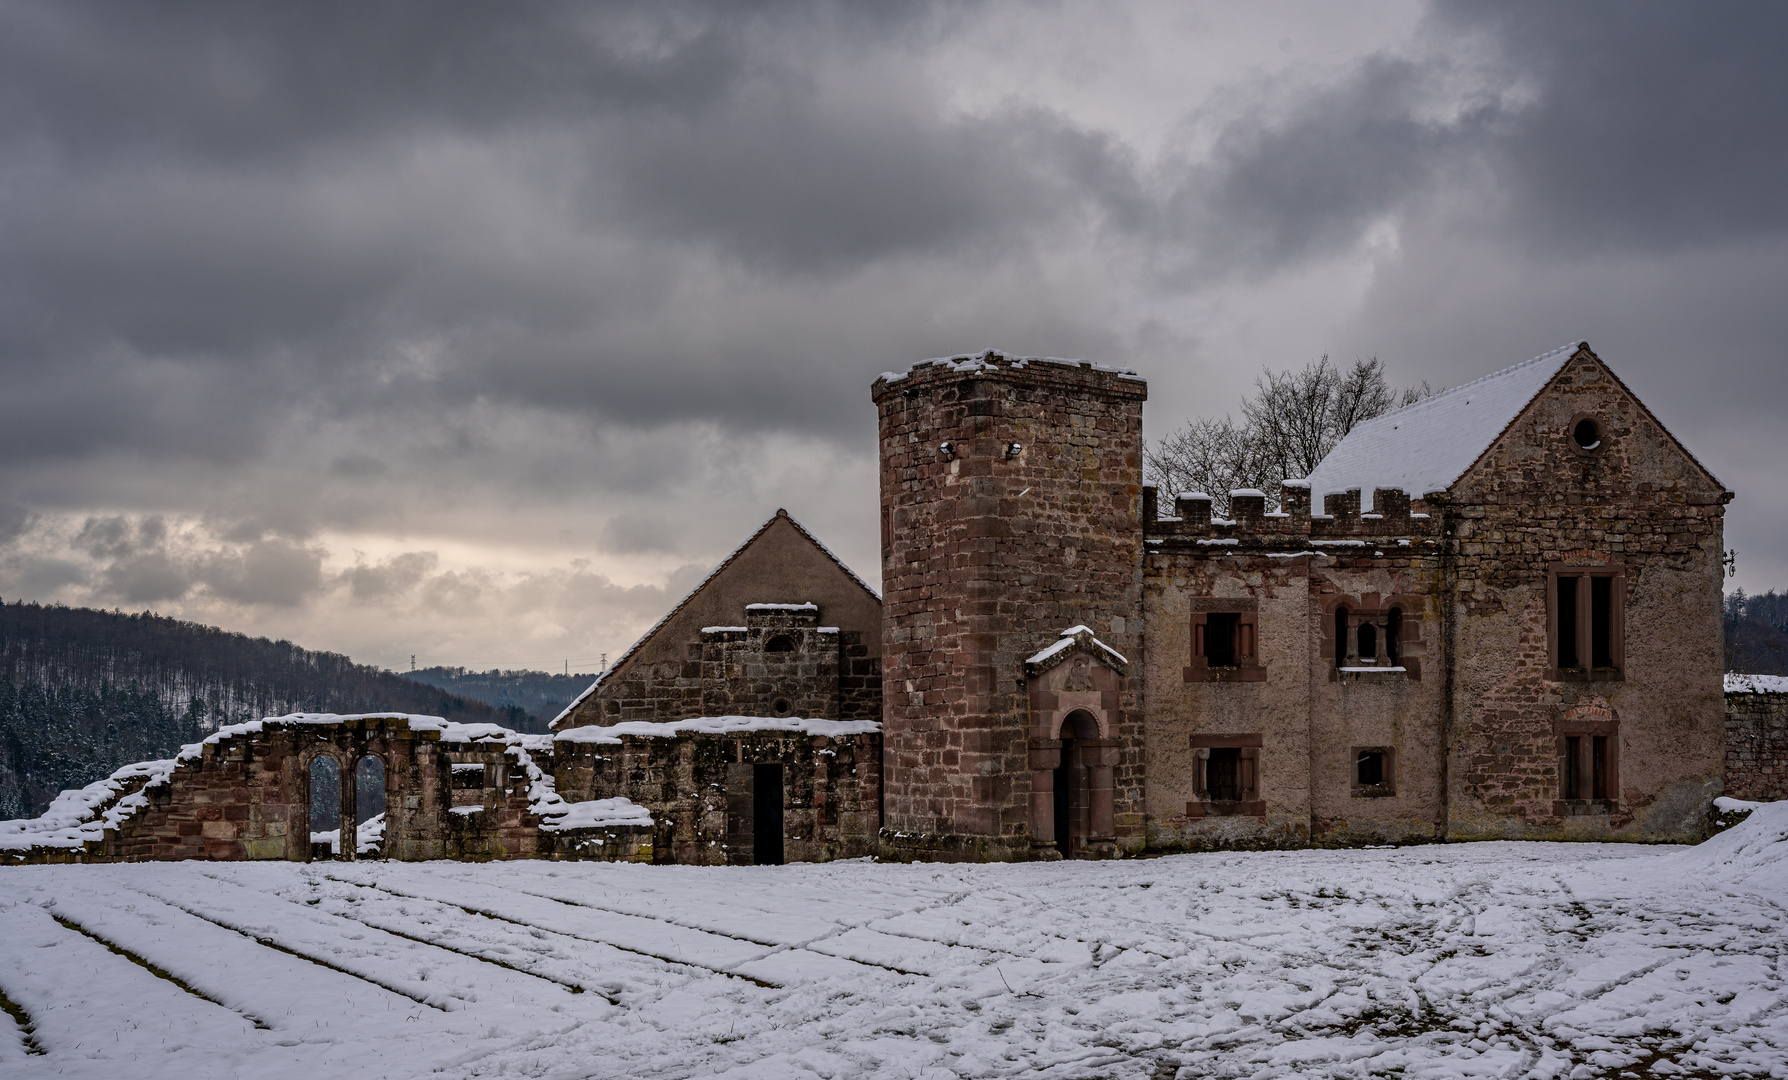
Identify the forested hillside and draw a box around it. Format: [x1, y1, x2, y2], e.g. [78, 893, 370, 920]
[1727, 590, 1788, 676]
[0, 601, 523, 819]
[404, 666, 594, 728]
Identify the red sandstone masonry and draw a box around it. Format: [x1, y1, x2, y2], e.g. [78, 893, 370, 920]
[873, 353, 1146, 860]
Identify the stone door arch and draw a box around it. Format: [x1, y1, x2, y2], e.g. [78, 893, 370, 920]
[1024, 627, 1126, 858]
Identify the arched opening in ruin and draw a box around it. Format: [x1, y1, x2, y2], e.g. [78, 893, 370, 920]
[355, 755, 387, 859]
[1054, 710, 1099, 858]
[764, 635, 796, 653]
[309, 756, 341, 861]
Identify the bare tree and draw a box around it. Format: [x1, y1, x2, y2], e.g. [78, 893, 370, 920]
[1146, 356, 1433, 515]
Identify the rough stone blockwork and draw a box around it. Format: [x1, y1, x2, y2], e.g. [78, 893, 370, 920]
[1726, 690, 1788, 801]
[874, 353, 1147, 861]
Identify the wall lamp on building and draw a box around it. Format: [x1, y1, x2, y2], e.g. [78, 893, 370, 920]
[1005, 443, 1023, 458]
[938, 441, 954, 459]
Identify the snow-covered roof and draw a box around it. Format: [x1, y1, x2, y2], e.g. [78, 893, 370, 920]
[1727, 673, 1788, 695]
[1304, 342, 1582, 511]
[1024, 624, 1129, 674]
[550, 510, 880, 729]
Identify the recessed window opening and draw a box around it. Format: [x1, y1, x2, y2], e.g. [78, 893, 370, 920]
[1562, 735, 1613, 801]
[1357, 623, 1378, 661]
[1557, 579, 1580, 669]
[764, 635, 796, 653]
[1334, 607, 1349, 669]
[1590, 577, 1614, 668]
[1592, 735, 1610, 800]
[1206, 748, 1242, 801]
[1204, 612, 1239, 666]
[1356, 750, 1385, 786]
[1563, 736, 1581, 800]
[1385, 608, 1402, 665]
[309, 757, 340, 861]
[1573, 418, 1602, 450]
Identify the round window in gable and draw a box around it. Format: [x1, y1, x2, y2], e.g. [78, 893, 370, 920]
[772, 698, 792, 716]
[1571, 415, 1604, 452]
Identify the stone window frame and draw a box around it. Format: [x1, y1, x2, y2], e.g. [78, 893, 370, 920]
[1187, 733, 1264, 818]
[1325, 594, 1423, 682]
[1554, 713, 1620, 816]
[1184, 598, 1265, 683]
[1351, 745, 1396, 798]
[1547, 564, 1625, 682]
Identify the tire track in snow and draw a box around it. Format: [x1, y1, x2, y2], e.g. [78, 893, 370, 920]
[46, 907, 273, 1028]
[0, 985, 44, 1056]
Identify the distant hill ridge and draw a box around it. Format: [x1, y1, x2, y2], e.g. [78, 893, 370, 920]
[0, 600, 523, 818]
[404, 666, 597, 727]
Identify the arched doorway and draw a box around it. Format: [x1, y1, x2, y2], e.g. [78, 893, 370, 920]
[309, 756, 341, 861]
[1054, 710, 1099, 857]
[354, 755, 387, 859]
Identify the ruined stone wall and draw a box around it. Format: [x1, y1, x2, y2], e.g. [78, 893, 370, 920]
[1443, 353, 1727, 842]
[551, 728, 881, 864]
[1725, 690, 1788, 801]
[100, 716, 457, 862]
[576, 614, 879, 727]
[874, 354, 1146, 860]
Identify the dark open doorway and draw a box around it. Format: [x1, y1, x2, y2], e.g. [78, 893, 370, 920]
[753, 763, 784, 865]
[1053, 710, 1098, 858]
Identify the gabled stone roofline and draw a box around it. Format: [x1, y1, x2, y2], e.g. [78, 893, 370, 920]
[1023, 625, 1130, 678]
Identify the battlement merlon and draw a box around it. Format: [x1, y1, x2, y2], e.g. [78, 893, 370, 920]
[871, 349, 1149, 405]
[1143, 481, 1445, 546]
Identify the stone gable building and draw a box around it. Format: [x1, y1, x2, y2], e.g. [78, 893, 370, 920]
[5, 340, 1745, 866]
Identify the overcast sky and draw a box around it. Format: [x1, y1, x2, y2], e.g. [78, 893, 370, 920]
[1, 1, 1783, 673]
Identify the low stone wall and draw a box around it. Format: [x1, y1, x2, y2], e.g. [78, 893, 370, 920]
[552, 719, 882, 865]
[1726, 687, 1788, 801]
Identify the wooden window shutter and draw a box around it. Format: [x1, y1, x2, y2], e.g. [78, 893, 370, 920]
[1192, 615, 1206, 659]
[1238, 619, 1256, 663]
[1193, 747, 1210, 797]
[1238, 747, 1259, 801]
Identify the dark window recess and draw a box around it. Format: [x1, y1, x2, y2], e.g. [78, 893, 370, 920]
[1204, 613, 1239, 666]
[1207, 748, 1242, 801]
[1563, 736, 1582, 800]
[1591, 577, 1614, 668]
[771, 697, 792, 716]
[1358, 622, 1378, 661]
[1557, 577, 1580, 669]
[1334, 608, 1349, 669]
[752, 764, 784, 865]
[1385, 609, 1402, 665]
[1592, 735, 1609, 800]
[764, 635, 796, 653]
[1356, 751, 1385, 786]
[1574, 418, 1601, 449]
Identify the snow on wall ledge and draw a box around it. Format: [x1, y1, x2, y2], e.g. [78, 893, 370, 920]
[554, 715, 882, 744]
[1727, 673, 1788, 694]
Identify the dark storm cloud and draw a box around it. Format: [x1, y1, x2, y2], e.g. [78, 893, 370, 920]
[1176, 1, 1788, 273]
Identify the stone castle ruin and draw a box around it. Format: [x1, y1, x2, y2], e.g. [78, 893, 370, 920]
[6, 340, 1784, 866]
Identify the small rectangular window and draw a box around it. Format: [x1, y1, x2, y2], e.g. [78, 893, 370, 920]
[1203, 613, 1239, 667]
[1590, 577, 1614, 669]
[1207, 747, 1241, 800]
[1356, 750, 1384, 786]
[1557, 576, 1580, 670]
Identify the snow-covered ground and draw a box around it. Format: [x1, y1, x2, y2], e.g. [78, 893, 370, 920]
[2, 808, 1786, 1080]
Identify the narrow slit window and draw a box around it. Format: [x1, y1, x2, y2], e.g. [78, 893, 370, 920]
[1204, 613, 1239, 667]
[1590, 577, 1614, 668]
[1385, 609, 1402, 665]
[1592, 735, 1609, 800]
[1556, 576, 1580, 670]
[1563, 736, 1582, 800]
[1334, 607, 1349, 669]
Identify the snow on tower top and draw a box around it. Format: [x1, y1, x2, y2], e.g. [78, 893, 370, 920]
[1303, 341, 1583, 511]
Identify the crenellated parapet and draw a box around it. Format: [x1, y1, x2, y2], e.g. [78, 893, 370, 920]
[1143, 481, 1444, 550]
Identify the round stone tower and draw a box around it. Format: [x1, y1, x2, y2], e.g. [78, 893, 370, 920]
[871, 351, 1148, 860]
